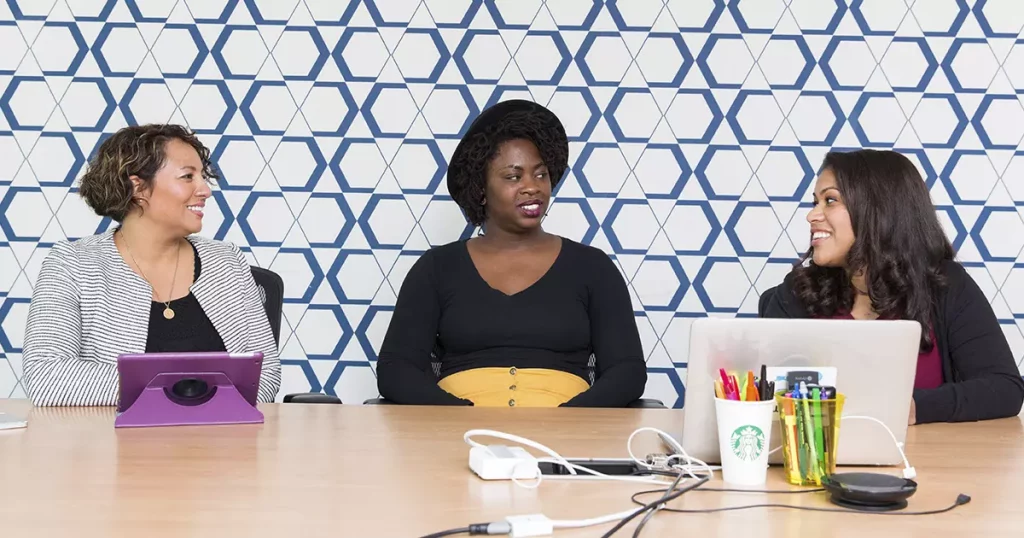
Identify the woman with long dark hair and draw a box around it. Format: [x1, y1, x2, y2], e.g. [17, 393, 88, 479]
[760, 149, 1024, 424]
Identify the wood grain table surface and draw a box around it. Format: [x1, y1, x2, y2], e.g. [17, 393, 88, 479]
[0, 400, 1021, 537]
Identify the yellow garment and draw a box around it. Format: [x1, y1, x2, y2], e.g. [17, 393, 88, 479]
[438, 367, 589, 407]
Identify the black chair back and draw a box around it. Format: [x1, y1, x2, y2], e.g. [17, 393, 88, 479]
[256, 266, 345, 404]
[250, 266, 284, 345]
[757, 286, 777, 318]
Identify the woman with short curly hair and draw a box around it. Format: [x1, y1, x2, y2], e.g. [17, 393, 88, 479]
[376, 100, 647, 407]
[23, 124, 281, 406]
[760, 149, 1024, 424]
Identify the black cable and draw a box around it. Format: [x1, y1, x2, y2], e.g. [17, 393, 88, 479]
[631, 506, 660, 538]
[627, 475, 820, 538]
[631, 487, 971, 516]
[629, 473, 686, 538]
[647, 465, 831, 489]
[417, 528, 470, 538]
[619, 468, 825, 537]
[620, 473, 968, 537]
[597, 475, 711, 538]
[417, 522, 497, 538]
[699, 486, 826, 494]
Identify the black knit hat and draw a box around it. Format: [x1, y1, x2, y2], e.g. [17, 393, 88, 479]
[446, 99, 569, 209]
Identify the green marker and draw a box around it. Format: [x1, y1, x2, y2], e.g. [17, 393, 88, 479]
[812, 387, 825, 473]
[799, 383, 819, 482]
[794, 397, 808, 481]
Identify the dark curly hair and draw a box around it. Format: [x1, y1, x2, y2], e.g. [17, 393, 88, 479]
[78, 124, 219, 222]
[790, 149, 954, 351]
[448, 109, 569, 226]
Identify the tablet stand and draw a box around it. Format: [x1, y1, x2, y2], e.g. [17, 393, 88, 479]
[114, 372, 264, 428]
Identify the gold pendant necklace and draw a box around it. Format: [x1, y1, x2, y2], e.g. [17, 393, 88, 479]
[121, 230, 181, 320]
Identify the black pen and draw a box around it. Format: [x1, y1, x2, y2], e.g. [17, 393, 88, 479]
[758, 364, 768, 400]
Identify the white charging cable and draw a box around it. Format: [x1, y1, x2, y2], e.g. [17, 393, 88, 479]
[841, 415, 916, 479]
[547, 507, 642, 530]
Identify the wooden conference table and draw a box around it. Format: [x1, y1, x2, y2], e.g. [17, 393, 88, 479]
[0, 400, 1021, 538]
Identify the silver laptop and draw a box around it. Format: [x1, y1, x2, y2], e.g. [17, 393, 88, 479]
[675, 317, 921, 466]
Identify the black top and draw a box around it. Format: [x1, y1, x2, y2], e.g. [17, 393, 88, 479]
[144, 241, 227, 354]
[760, 260, 1024, 424]
[376, 237, 647, 407]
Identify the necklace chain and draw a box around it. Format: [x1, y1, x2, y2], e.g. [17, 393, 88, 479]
[120, 230, 181, 320]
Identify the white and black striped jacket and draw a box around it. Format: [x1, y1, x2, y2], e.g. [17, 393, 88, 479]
[23, 230, 281, 406]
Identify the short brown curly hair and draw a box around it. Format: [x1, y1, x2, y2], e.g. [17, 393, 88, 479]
[78, 124, 219, 222]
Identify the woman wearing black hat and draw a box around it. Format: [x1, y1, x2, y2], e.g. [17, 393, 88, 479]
[375, 100, 647, 407]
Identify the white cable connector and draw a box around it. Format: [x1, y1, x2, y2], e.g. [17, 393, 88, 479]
[504, 515, 552, 537]
[841, 415, 916, 479]
[503, 508, 647, 537]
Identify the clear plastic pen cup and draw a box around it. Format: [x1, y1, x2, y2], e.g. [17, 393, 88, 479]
[774, 392, 845, 486]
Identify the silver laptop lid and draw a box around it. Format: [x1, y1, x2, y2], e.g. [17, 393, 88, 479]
[680, 317, 921, 466]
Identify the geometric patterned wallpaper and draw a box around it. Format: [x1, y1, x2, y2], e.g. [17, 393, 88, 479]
[0, 0, 1022, 408]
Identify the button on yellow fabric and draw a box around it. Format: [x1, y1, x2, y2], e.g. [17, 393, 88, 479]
[437, 368, 588, 407]
[509, 367, 517, 375]
[508, 399, 515, 407]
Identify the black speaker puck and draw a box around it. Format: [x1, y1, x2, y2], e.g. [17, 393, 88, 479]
[821, 472, 917, 512]
[829, 496, 909, 512]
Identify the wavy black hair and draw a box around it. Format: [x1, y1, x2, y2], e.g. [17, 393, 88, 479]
[791, 149, 955, 351]
[447, 104, 569, 226]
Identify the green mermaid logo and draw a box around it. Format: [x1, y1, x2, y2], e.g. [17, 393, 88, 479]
[730, 425, 765, 461]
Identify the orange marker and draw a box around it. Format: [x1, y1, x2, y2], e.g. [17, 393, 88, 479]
[746, 371, 759, 401]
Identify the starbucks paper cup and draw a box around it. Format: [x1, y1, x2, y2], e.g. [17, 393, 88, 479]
[714, 397, 776, 486]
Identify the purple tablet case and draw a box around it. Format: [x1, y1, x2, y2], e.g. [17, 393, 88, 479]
[114, 352, 265, 428]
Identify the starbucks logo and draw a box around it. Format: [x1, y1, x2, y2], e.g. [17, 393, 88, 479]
[730, 425, 766, 462]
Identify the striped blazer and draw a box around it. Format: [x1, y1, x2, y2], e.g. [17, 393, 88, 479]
[23, 229, 281, 406]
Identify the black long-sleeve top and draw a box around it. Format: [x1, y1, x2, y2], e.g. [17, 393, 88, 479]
[760, 260, 1024, 424]
[376, 237, 647, 407]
